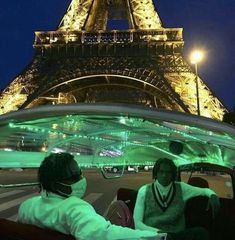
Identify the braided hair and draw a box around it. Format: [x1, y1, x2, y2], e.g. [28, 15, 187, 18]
[152, 158, 177, 181]
[38, 153, 81, 193]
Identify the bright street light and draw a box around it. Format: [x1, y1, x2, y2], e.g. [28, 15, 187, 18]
[190, 50, 204, 64]
[190, 50, 204, 116]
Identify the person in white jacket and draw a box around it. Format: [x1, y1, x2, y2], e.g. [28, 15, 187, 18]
[133, 158, 220, 240]
[18, 153, 161, 240]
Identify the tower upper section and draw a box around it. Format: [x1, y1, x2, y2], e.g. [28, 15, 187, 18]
[58, 0, 162, 31]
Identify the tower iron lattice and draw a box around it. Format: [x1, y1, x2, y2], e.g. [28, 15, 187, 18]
[0, 0, 227, 120]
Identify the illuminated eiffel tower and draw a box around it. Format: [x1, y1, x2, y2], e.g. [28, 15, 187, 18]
[0, 0, 227, 120]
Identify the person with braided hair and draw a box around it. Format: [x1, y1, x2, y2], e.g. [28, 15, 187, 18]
[134, 158, 220, 240]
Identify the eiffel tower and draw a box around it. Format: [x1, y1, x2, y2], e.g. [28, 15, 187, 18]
[0, 0, 227, 120]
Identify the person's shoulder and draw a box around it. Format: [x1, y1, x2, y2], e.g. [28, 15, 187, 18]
[138, 183, 151, 193]
[174, 181, 189, 190]
[139, 183, 149, 189]
[175, 181, 187, 186]
[65, 196, 94, 209]
[63, 196, 96, 216]
[64, 196, 87, 203]
[19, 195, 40, 209]
[24, 195, 40, 203]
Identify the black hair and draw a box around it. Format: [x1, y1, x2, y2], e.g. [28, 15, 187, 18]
[38, 153, 82, 194]
[152, 158, 177, 181]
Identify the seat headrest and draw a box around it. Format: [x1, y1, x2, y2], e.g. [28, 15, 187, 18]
[187, 177, 209, 188]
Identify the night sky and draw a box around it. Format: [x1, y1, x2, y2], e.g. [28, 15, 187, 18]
[0, 0, 234, 111]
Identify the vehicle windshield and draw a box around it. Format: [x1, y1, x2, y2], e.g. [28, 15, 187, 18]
[0, 104, 235, 170]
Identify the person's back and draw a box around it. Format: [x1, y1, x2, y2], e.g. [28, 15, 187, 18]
[18, 153, 159, 240]
[19, 193, 95, 234]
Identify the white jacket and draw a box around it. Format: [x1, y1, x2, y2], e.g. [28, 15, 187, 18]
[18, 191, 158, 240]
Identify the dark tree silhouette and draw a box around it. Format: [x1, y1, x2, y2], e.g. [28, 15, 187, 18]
[223, 107, 235, 126]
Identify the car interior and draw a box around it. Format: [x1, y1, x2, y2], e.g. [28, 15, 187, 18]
[0, 104, 235, 239]
[1, 164, 235, 240]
